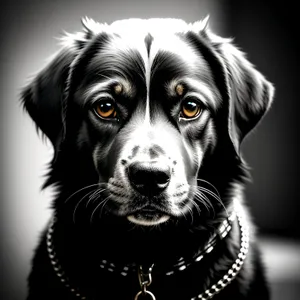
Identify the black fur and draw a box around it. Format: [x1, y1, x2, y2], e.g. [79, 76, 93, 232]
[22, 18, 274, 300]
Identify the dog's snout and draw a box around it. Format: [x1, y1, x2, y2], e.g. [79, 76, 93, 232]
[127, 161, 171, 196]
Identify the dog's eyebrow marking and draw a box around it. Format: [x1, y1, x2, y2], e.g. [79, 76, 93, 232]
[114, 84, 123, 95]
[168, 78, 220, 111]
[175, 83, 184, 96]
[84, 79, 132, 103]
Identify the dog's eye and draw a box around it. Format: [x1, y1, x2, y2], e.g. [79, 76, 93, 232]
[94, 99, 117, 119]
[181, 98, 202, 119]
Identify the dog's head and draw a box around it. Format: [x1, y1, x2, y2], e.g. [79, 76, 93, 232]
[21, 18, 274, 228]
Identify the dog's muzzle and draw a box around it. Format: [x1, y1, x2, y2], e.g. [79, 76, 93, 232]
[125, 160, 172, 226]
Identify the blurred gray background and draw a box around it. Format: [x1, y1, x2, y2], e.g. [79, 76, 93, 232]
[0, 0, 299, 299]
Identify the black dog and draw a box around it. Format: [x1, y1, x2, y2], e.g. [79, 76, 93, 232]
[22, 17, 274, 299]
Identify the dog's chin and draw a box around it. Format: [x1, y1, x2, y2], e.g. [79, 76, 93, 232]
[127, 212, 170, 226]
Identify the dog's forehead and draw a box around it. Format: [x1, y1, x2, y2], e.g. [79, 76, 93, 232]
[106, 18, 204, 62]
[87, 19, 212, 87]
[104, 29, 202, 68]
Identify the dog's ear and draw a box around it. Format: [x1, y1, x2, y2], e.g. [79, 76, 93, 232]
[220, 41, 275, 151]
[195, 20, 275, 152]
[21, 48, 76, 147]
[21, 17, 100, 147]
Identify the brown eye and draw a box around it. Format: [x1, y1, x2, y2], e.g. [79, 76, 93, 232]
[181, 98, 201, 119]
[94, 99, 117, 119]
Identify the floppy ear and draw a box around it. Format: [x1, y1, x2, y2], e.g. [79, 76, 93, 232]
[20, 18, 99, 147]
[219, 41, 275, 151]
[196, 19, 275, 151]
[21, 48, 77, 146]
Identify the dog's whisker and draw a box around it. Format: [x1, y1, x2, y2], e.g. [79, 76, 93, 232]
[197, 187, 221, 202]
[98, 196, 112, 219]
[179, 209, 189, 223]
[181, 203, 193, 225]
[90, 198, 106, 224]
[197, 179, 221, 198]
[90, 195, 112, 224]
[85, 188, 107, 208]
[193, 187, 211, 208]
[191, 183, 226, 217]
[194, 188, 216, 217]
[64, 183, 105, 204]
[72, 189, 98, 224]
[195, 180, 228, 216]
[187, 197, 202, 219]
[187, 203, 194, 225]
[194, 191, 214, 215]
[197, 187, 229, 217]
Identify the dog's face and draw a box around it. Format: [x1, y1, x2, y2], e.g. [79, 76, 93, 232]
[81, 20, 220, 226]
[22, 18, 274, 228]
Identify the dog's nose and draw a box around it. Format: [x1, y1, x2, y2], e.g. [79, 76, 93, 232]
[127, 162, 171, 196]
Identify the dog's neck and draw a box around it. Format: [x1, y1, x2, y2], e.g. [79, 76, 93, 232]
[53, 208, 233, 268]
[48, 198, 250, 299]
[49, 210, 236, 274]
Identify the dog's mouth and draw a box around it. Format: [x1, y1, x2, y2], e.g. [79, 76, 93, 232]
[127, 206, 171, 226]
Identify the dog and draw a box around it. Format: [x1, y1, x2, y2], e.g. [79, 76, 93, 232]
[22, 17, 274, 299]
